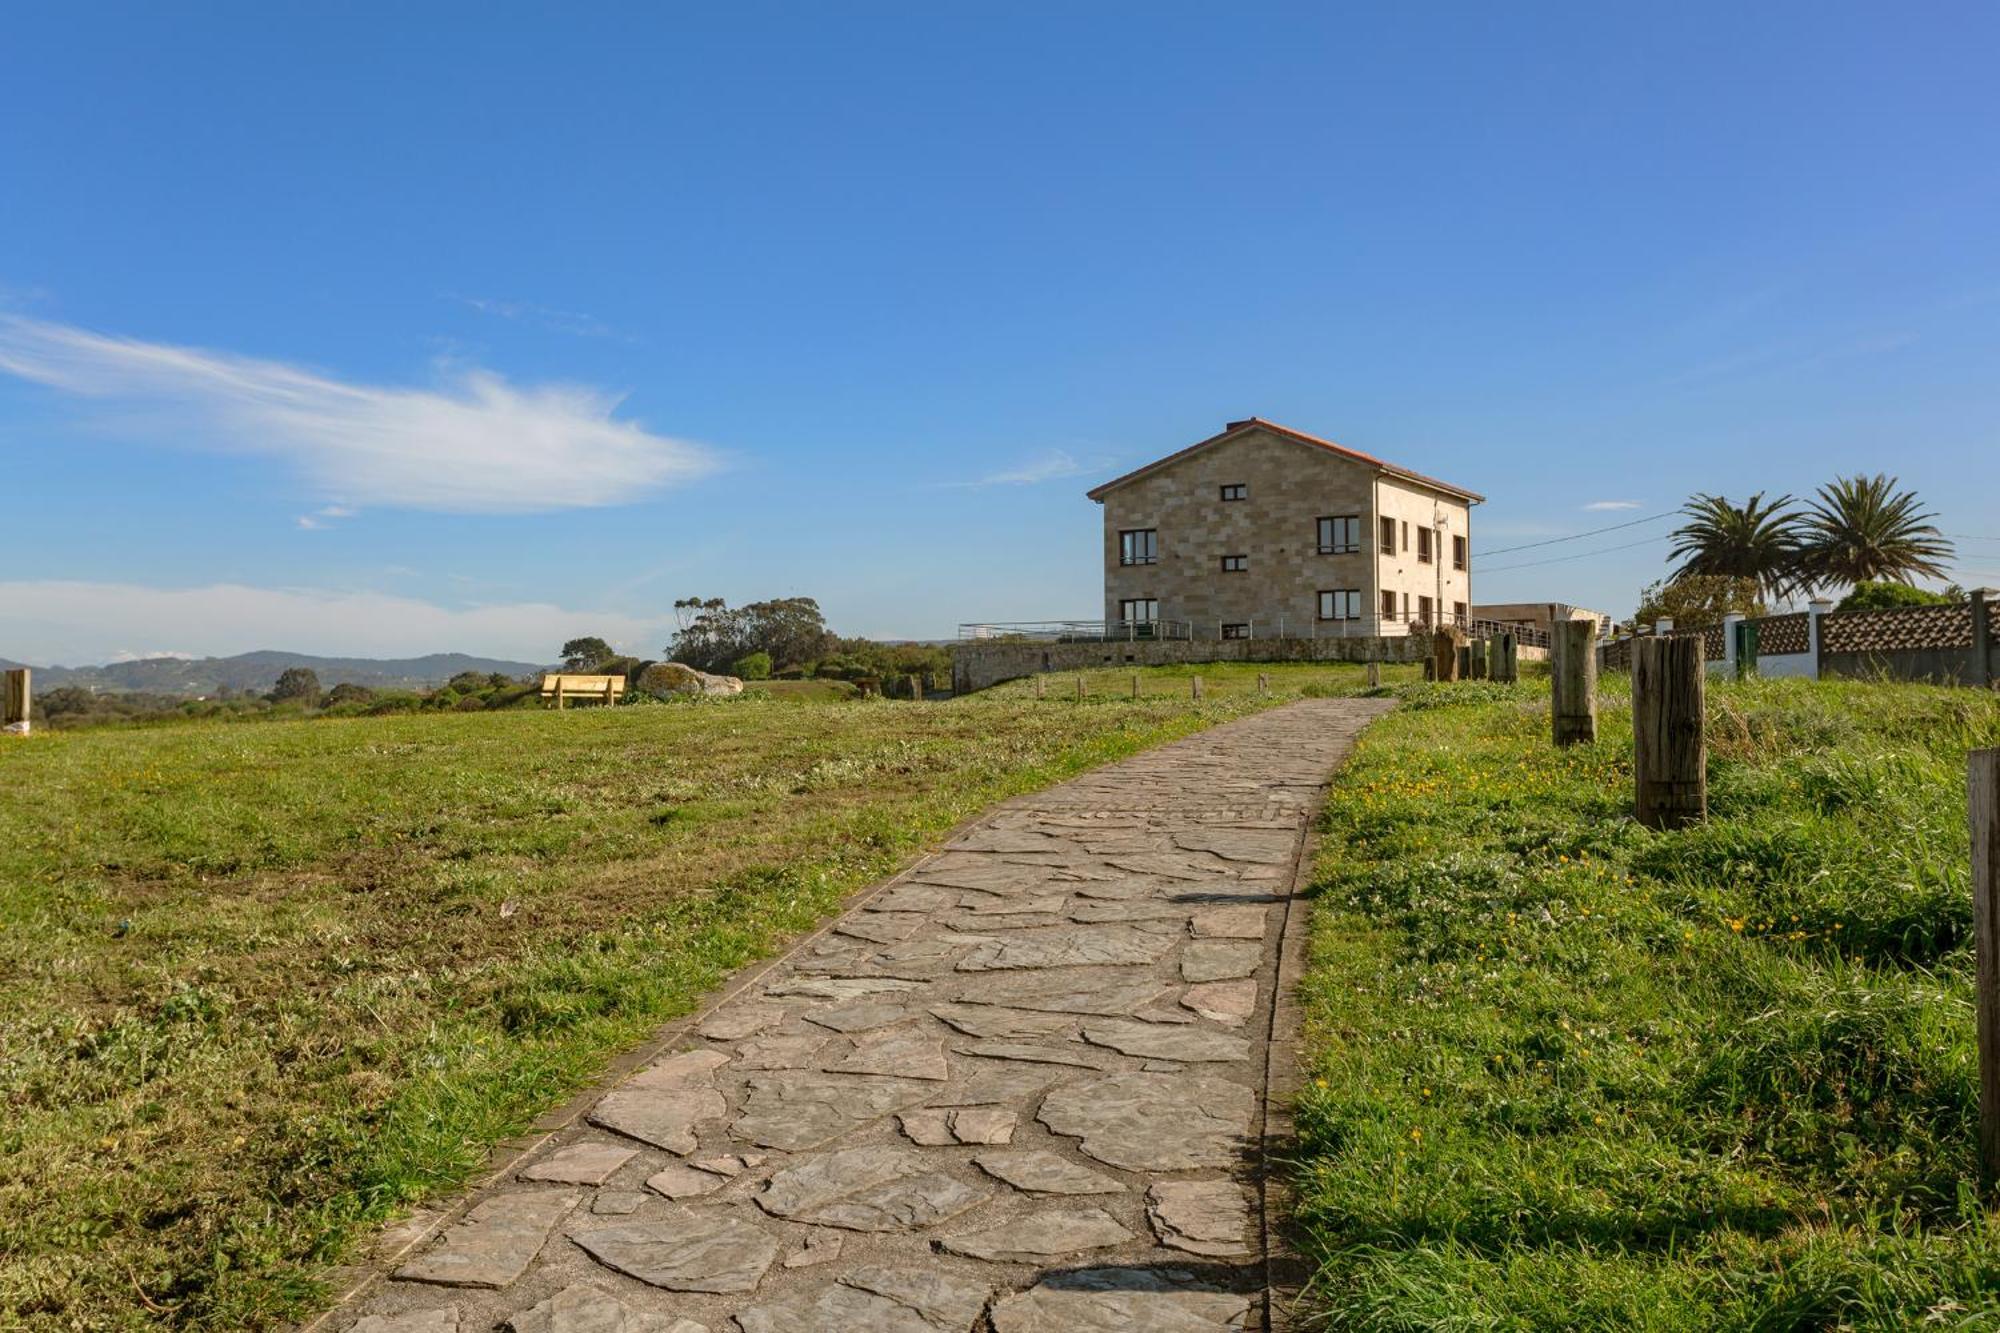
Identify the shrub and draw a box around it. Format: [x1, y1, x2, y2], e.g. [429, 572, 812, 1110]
[1838, 581, 1956, 611]
[731, 651, 773, 681]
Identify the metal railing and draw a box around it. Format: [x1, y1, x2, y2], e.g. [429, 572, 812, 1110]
[957, 619, 1196, 643]
[957, 614, 1550, 647]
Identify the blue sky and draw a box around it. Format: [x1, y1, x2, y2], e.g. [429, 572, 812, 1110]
[3, 3, 1997, 664]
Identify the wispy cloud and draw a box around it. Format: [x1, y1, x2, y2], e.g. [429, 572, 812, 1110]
[1582, 499, 1643, 511]
[949, 449, 1107, 488]
[449, 294, 630, 341]
[296, 504, 357, 530]
[0, 579, 673, 666]
[0, 315, 716, 513]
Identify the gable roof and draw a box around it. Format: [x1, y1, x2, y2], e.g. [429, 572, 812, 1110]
[1085, 417, 1484, 504]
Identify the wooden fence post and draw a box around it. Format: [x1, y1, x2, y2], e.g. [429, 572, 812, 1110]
[1257, 672, 1269, 696]
[1633, 636, 1706, 828]
[1131, 673, 1140, 699]
[1075, 675, 1086, 700]
[1467, 639, 1488, 680]
[1192, 676, 1203, 701]
[1432, 629, 1462, 682]
[3, 668, 29, 734]
[1486, 635, 1504, 682]
[1972, 590, 1993, 689]
[1366, 660, 1380, 689]
[1499, 632, 1518, 683]
[1035, 675, 1044, 699]
[1973, 748, 2000, 1192]
[908, 674, 922, 700]
[1552, 620, 1596, 746]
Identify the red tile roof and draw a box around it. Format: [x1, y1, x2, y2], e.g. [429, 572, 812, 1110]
[1085, 417, 1484, 504]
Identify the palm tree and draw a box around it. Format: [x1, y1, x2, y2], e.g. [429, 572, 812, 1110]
[1798, 474, 1954, 589]
[1667, 491, 1805, 600]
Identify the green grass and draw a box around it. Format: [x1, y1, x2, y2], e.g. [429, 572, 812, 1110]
[0, 665, 1382, 1331]
[1294, 672, 2000, 1330]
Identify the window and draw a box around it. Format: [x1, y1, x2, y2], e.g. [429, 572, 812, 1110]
[1379, 516, 1396, 554]
[1417, 527, 1433, 564]
[1401, 521, 1409, 552]
[1318, 589, 1361, 621]
[1119, 529, 1157, 566]
[1220, 554, 1247, 573]
[1453, 534, 1467, 571]
[1453, 600, 1467, 625]
[1381, 590, 1398, 620]
[1219, 484, 1246, 502]
[1317, 515, 1360, 554]
[1119, 598, 1158, 624]
[1418, 594, 1434, 624]
[1221, 623, 1250, 639]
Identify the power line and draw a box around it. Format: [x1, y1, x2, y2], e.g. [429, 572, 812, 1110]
[1475, 510, 1677, 558]
[1478, 532, 1672, 575]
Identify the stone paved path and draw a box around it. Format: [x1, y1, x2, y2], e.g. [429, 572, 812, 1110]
[336, 699, 1389, 1333]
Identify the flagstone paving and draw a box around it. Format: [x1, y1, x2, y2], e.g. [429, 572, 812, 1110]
[335, 698, 1388, 1333]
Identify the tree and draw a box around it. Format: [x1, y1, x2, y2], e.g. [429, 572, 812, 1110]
[270, 667, 322, 705]
[667, 596, 836, 673]
[731, 651, 772, 680]
[1667, 492, 1804, 600]
[1633, 575, 1764, 630]
[1798, 474, 1954, 590]
[561, 636, 615, 671]
[1837, 580, 1958, 611]
[324, 682, 376, 706]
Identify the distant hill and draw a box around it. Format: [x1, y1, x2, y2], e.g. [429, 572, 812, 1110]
[6, 650, 548, 696]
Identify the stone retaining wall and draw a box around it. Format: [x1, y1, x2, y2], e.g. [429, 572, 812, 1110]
[951, 634, 1430, 693]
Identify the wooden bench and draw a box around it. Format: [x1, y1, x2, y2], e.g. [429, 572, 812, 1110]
[539, 673, 626, 708]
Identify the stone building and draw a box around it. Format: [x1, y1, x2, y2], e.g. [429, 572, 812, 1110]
[1088, 418, 1482, 639]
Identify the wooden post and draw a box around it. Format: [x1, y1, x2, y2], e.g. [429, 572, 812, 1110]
[1432, 628, 1462, 682]
[1972, 748, 2000, 1192]
[1552, 620, 1597, 746]
[1192, 676, 1203, 701]
[1366, 660, 1380, 688]
[908, 674, 922, 701]
[1467, 639, 1488, 680]
[1075, 675, 1086, 700]
[1456, 645, 1472, 679]
[1972, 590, 1993, 689]
[1486, 635, 1504, 682]
[1633, 636, 1706, 829]
[1035, 676, 1045, 699]
[1131, 673, 1140, 699]
[3, 668, 29, 733]
[1257, 672, 1268, 696]
[1499, 632, 1518, 684]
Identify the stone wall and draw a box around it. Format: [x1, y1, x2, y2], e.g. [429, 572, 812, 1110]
[951, 634, 1430, 693]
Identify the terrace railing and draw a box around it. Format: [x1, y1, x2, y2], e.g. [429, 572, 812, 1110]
[957, 620, 1196, 643]
[957, 614, 1551, 647]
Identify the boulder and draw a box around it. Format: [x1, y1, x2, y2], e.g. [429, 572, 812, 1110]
[637, 662, 744, 698]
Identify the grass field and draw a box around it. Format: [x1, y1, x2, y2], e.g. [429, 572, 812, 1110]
[1295, 674, 2000, 1329]
[0, 660, 1384, 1331]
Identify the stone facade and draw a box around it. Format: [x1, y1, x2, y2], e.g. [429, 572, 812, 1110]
[1092, 420, 1479, 639]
